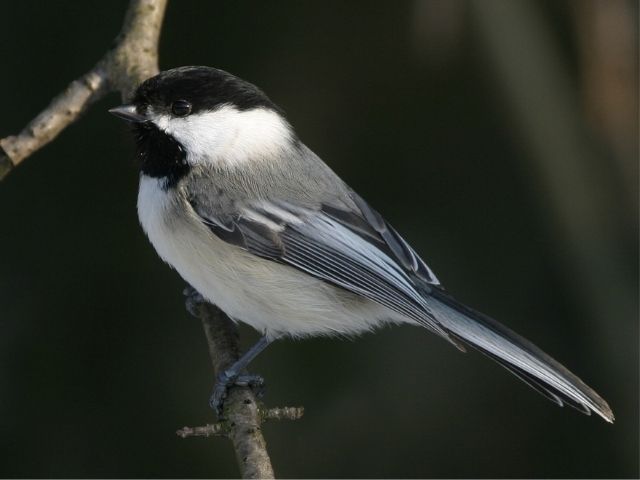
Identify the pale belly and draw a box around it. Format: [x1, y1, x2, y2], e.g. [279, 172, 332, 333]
[137, 176, 398, 338]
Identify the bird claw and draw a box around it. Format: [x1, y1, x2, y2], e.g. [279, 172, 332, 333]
[183, 285, 206, 317]
[209, 370, 266, 415]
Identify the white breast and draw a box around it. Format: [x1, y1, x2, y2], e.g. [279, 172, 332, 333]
[137, 175, 406, 339]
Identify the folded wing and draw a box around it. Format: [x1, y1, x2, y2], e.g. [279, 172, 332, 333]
[187, 190, 613, 422]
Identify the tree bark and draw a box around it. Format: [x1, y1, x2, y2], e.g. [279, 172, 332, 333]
[195, 302, 276, 478]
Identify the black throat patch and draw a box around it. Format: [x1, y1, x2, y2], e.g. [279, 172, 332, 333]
[134, 123, 189, 189]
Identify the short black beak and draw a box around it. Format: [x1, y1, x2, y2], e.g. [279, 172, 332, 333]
[108, 104, 148, 123]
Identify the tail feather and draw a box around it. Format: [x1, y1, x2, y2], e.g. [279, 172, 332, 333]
[427, 288, 614, 423]
[470, 342, 592, 415]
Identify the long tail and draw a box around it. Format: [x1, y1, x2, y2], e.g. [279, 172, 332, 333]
[426, 288, 614, 422]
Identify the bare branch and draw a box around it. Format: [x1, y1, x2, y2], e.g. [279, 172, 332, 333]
[0, 67, 108, 177]
[188, 299, 279, 479]
[176, 406, 304, 439]
[108, 0, 168, 97]
[0, 0, 167, 181]
[177, 423, 227, 438]
[2, 1, 302, 477]
[261, 406, 305, 422]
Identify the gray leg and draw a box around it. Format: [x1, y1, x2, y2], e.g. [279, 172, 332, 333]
[183, 285, 206, 317]
[210, 336, 273, 415]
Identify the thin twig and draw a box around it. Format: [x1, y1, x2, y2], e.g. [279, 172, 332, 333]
[177, 423, 228, 438]
[0, 68, 108, 171]
[261, 406, 305, 422]
[0, 0, 167, 180]
[176, 406, 304, 439]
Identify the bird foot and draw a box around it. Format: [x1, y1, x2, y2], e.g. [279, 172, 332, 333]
[209, 370, 266, 416]
[183, 285, 206, 317]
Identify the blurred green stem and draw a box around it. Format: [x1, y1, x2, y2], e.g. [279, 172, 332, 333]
[469, 3, 635, 461]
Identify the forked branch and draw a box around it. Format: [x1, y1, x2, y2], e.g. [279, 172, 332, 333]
[0, 0, 165, 179]
[0, 1, 303, 478]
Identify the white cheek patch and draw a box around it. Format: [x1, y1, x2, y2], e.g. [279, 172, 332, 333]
[152, 105, 293, 167]
[153, 115, 170, 131]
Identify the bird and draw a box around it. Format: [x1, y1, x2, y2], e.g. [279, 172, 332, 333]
[109, 65, 613, 422]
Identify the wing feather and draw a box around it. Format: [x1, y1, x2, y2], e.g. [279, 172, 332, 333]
[187, 195, 456, 342]
[186, 189, 613, 421]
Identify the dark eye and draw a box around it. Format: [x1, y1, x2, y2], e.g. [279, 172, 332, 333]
[171, 99, 192, 117]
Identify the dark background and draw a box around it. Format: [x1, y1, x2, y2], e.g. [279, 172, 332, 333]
[1, 0, 638, 477]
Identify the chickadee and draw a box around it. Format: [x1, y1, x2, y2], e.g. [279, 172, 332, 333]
[109, 66, 613, 422]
